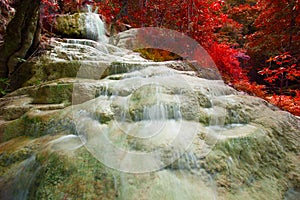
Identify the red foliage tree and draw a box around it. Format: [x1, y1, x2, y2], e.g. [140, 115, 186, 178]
[242, 0, 300, 115]
[40, 0, 246, 82]
[246, 0, 300, 68]
[118, 0, 246, 82]
[259, 52, 299, 94]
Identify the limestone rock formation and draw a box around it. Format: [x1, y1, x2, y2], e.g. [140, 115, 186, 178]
[1, 10, 300, 198]
[42, 13, 108, 42]
[0, 36, 299, 200]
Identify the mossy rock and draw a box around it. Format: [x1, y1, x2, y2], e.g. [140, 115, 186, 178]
[135, 48, 182, 62]
[29, 148, 119, 200]
[1, 110, 74, 142]
[203, 128, 300, 199]
[0, 137, 38, 176]
[10, 60, 81, 90]
[101, 62, 143, 78]
[30, 83, 73, 104]
[44, 13, 92, 40]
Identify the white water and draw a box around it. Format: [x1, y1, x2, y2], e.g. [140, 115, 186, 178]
[0, 4, 298, 200]
[68, 55, 229, 198]
[0, 156, 41, 200]
[85, 5, 108, 43]
[28, 14, 256, 199]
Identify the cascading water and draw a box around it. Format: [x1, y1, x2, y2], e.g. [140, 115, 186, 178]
[85, 5, 108, 43]
[71, 64, 221, 198]
[47, 18, 229, 196]
[1, 8, 299, 200]
[0, 156, 40, 200]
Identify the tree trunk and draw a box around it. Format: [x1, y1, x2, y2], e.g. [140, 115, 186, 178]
[0, 0, 41, 80]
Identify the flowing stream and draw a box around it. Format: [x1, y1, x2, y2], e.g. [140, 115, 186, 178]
[66, 12, 233, 199]
[0, 10, 299, 200]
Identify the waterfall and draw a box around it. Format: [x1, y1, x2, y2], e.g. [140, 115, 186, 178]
[73, 66, 204, 173]
[85, 5, 108, 43]
[0, 156, 41, 200]
[1, 10, 297, 199]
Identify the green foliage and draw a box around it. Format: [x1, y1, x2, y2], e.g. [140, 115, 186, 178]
[0, 78, 10, 95]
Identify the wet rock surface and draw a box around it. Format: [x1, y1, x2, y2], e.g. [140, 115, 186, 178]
[0, 29, 299, 199]
[43, 13, 108, 42]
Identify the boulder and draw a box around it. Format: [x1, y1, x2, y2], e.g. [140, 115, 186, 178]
[42, 13, 108, 42]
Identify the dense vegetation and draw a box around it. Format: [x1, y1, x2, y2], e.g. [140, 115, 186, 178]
[1, 0, 299, 115]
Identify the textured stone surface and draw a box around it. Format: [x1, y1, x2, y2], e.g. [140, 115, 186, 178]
[0, 0, 40, 79]
[0, 36, 299, 200]
[43, 13, 107, 42]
